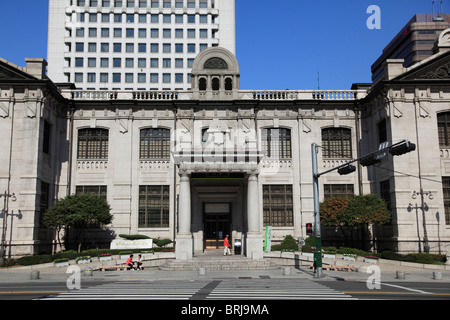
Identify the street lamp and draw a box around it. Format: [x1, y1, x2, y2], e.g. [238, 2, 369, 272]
[0, 191, 17, 265]
[411, 190, 433, 253]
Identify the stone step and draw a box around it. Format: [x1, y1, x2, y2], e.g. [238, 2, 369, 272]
[159, 256, 280, 271]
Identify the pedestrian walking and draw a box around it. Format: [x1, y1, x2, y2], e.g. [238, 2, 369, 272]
[223, 234, 231, 256]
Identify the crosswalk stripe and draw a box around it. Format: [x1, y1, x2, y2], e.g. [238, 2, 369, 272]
[206, 279, 357, 300]
[37, 279, 356, 300]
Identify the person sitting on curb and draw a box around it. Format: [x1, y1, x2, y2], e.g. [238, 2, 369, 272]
[126, 254, 136, 270]
[136, 254, 144, 270]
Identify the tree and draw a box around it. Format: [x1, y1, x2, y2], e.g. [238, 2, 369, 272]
[320, 194, 391, 248]
[43, 194, 113, 252]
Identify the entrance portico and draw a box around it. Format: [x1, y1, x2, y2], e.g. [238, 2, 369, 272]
[174, 164, 264, 261]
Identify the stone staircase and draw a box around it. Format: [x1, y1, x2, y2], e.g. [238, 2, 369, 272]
[159, 250, 281, 271]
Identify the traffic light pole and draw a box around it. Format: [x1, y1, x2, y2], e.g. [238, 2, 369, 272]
[310, 139, 415, 278]
[311, 143, 323, 277]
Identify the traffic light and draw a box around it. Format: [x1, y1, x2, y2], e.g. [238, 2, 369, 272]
[338, 164, 356, 175]
[306, 223, 313, 236]
[359, 154, 381, 167]
[389, 140, 416, 156]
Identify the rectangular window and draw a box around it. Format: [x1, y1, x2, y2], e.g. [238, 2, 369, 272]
[380, 180, 391, 211]
[163, 58, 171, 68]
[77, 128, 109, 160]
[126, 58, 134, 67]
[263, 185, 294, 227]
[76, 185, 107, 201]
[150, 58, 159, 68]
[438, 113, 450, 148]
[43, 120, 51, 155]
[150, 73, 159, 83]
[323, 184, 354, 200]
[140, 128, 170, 160]
[261, 128, 292, 159]
[138, 43, 147, 52]
[100, 58, 109, 67]
[443, 177, 450, 225]
[139, 185, 170, 228]
[322, 128, 352, 159]
[175, 73, 183, 83]
[39, 181, 50, 224]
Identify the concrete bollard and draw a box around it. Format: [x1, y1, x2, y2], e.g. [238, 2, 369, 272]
[30, 271, 40, 280]
[84, 269, 93, 276]
[433, 272, 443, 280]
[198, 267, 206, 276]
[283, 267, 291, 276]
[396, 271, 405, 279]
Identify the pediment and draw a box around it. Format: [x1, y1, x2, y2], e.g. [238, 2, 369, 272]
[0, 60, 36, 81]
[395, 51, 450, 81]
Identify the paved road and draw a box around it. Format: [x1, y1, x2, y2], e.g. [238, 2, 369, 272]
[36, 278, 356, 301]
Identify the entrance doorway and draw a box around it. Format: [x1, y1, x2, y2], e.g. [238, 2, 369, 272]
[203, 203, 231, 249]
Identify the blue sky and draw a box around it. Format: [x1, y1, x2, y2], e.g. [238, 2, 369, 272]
[0, 0, 445, 90]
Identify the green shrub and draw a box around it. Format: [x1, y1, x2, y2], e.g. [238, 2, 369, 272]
[119, 234, 150, 240]
[16, 255, 54, 266]
[153, 239, 173, 247]
[324, 246, 338, 254]
[271, 235, 298, 251]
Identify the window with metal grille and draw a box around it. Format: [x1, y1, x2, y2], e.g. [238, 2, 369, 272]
[379, 180, 391, 211]
[442, 177, 450, 225]
[263, 185, 293, 227]
[261, 128, 292, 159]
[77, 128, 109, 159]
[322, 128, 352, 159]
[323, 184, 354, 200]
[139, 185, 170, 228]
[438, 112, 450, 148]
[39, 181, 50, 226]
[43, 120, 51, 155]
[140, 128, 171, 160]
[75, 185, 107, 201]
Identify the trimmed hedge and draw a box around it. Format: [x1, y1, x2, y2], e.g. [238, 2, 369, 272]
[270, 235, 447, 265]
[4, 247, 174, 267]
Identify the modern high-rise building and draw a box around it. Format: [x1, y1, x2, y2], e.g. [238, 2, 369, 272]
[47, 0, 236, 91]
[371, 13, 450, 83]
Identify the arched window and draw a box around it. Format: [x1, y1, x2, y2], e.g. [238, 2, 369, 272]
[225, 78, 233, 91]
[321, 128, 352, 159]
[77, 128, 109, 160]
[199, 78, 207, 91]
[261, 128, 292, 159]
[140, 128, 171, 160]
[212, 77, 220, 91]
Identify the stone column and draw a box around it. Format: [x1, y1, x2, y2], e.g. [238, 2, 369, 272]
[176, 173, 193, 261]
[246, 173, 263, 260]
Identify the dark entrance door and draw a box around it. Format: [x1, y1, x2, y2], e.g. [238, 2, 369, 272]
[204, 203, 231, 249]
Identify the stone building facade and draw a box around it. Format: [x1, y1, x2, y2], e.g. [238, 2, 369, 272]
[3, 30, 450, 259]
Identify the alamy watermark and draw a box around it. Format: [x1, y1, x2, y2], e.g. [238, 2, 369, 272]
[366, 265, 381, 290]
[66, 265, 81, 290]
[367, 5, 381, 30]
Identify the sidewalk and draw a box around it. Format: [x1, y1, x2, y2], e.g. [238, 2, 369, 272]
[0, 256, 449, 284]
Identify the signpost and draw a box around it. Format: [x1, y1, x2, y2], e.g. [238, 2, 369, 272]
[264, 226, 272, 252]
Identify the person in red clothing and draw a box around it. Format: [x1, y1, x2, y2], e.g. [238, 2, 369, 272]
[126, 254, 136, 270]
[223, 235, 231, 256]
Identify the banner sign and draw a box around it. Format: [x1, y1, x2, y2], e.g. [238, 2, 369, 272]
[264, 226, 272, 252]
[110, 239, 153, 250]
